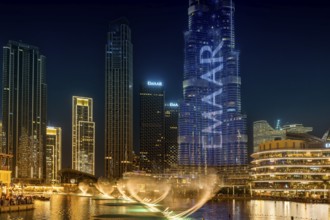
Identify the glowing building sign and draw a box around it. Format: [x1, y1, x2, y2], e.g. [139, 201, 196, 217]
[178, 0, 248, 167]
[200, 42, 224, 149]
[169, 102, 179, 107]
[147, 81, 163, 86]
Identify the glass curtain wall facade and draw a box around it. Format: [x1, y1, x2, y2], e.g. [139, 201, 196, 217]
[164, 103, 179, 170]
[2, 41, 47, 180]
[46, 126, 62, 183]
[72, 96, 95, 175]
[179, 0, 247, 167]
[140, 81, 165, 173]
[105, 18, 133, 179]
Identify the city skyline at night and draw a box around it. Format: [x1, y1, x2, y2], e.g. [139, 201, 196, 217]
[1, 0, 330, 177]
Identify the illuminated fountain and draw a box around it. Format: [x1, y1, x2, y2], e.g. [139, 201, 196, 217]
[164, 173, 219, 219]
[116, 179, 136, 202]
[115, 172, 220, 219]
[91, 171, 220, 219]
[78, 181, 90, 196]
[94, 177, 115, 198]
[125, 175, 171, 205]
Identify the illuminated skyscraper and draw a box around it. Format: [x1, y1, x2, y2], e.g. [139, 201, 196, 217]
[164, 102, 179, 170]
[46, 126, 62, 183]
[140, 81, 165, 173]
[72, 96, 95, 175]
[2, 41, 47, 180]
[179, 0, 248, 167]
[105, 18, 133, 179]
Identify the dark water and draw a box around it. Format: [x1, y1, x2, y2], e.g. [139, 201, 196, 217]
[1, 195, 329, 220]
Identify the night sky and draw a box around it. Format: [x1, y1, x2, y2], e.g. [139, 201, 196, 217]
[0, 0, 330, 177]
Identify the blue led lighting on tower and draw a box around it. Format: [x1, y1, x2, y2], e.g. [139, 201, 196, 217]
[179, 0, 248, 167]
[276, 119, 282, 130]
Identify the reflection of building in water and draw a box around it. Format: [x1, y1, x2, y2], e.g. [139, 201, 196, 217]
[251, 135, 330, 199]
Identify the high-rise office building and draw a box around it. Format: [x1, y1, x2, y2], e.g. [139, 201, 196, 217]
[72, 96, 95, 175]
[105, 18, 133, 179]
[179, 0, 248, 167]
[2, 41, 47, 180]
[46, 126, 62, 183]
[140, 81, 165, 173]
[164, 102, 179, 170]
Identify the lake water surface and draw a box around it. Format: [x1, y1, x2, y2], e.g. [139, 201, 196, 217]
[1, 195, 329, 220]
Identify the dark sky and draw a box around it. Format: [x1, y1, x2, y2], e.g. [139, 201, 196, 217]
[1, 0, 330, 177]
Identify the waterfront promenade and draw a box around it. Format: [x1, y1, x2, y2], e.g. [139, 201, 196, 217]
[0, 194, 34, 213]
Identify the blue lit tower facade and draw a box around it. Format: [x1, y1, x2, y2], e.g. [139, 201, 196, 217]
[179, 0, 247, 167]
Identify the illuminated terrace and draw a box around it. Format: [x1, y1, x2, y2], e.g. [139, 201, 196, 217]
[251, 139, 330, 199]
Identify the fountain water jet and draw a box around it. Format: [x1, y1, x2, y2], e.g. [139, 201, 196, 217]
[95, 177, 115, 198]
[125, 176, 171, 206]
[164, 173, 219, 219]
[78, 182, 90, 195]
[119, 172, 220, 219]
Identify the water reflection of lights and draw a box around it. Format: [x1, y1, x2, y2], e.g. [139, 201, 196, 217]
[249, 200, 329, 220]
